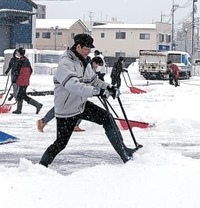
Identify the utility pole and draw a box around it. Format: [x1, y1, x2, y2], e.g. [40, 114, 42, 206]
[192, 0, 198, 60]
[196, 17, 200, 50]
[89, 11, 94, 26]
[161, 11, 167, 23]
[171, 2, 179, 50]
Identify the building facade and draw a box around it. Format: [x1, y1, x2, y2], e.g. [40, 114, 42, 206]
[36, 4, 46, 19]
[91, 22, 171, 58]
[35, 19, 89, 50]
[0, 0, 37, 56]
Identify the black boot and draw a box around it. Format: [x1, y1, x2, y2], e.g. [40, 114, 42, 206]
[39, 147, 57, 167]
[12, 100, 23, 114]
[105, 113, 132, 163]
[28, 98, 43, 114]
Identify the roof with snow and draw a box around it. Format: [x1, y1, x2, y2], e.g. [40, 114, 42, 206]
[36, 19, 87, 30]
[0, 9, 35, 15]
[0, 9, 35, 23]
[93, 23, 156, 29]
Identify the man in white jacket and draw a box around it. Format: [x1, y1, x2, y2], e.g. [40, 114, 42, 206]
[39, 34, 135, 167]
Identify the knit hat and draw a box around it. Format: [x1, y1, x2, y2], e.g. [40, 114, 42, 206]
[18, 47, 26, 56]
[118, 56, 125, 62]
[74, 34, 95, 48]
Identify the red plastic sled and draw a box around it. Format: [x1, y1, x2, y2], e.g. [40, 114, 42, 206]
[129, 87, 146, 94]
[115, 118, 154, 130]
[0, 105, 12, 113]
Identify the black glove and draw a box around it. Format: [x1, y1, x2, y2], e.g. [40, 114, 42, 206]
[107, 86, 120, 99]
[5, 70, 9, 75]
[92, 87, 105, 97]
[93, 87, 111, 99]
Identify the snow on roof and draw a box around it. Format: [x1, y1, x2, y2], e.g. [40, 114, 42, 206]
[36, 19, 80, 29]
[93, 23, 156, 29]
[0, 9, 35, 15]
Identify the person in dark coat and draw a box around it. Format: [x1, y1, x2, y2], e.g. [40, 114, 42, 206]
[110, 56, 127, 89]
[39, 34, 135, 168]
[5, 49, 19, 101]
[167, 61, 180, 87]
[12, 47, 43, 114]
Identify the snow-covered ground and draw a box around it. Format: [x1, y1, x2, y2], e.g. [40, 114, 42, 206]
[1, 62, 200, 208]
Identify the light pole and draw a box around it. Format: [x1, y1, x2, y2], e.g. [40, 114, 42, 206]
[184, 28, 188, 52]
[51, 26, 59, 50]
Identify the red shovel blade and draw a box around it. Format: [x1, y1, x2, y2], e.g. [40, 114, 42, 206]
[0, 105, 12, 113]
[115, 118, 154, 130]
[130, 87, 146, 94]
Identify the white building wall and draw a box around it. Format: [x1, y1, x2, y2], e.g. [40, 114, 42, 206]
[91, 23, 170, 57]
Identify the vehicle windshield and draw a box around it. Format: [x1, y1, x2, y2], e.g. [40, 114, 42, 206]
[168, 54, 181, 63]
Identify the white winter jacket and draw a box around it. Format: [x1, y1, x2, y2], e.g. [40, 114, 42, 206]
[54, 49, 109, 118]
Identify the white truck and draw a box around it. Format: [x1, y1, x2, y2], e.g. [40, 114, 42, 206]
[139, 50, 192, 80]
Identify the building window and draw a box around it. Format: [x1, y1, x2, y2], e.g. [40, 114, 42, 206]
[57, 32, 62, 35]
[71, 33, 75, 39]
[42, 32, 51, 39]
[116, 32, 126, 39]
[36, 32, 40, 38]
[101, 33, 105, 38]
[166, 34, 171, 43]
[159, 33, 164, 42]
[140, 33, 150, 40]
[115, 52, 125, 57]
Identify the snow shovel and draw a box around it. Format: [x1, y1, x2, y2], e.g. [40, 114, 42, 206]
[0, 105, 12, 113]
[99, 96, 143, 150]
[0, 83, 14, 113]
[0, 130, 18, 145]
[122, 71, 146, 94]
[0, 75, 10, 99]
[98, 97, 154, 130]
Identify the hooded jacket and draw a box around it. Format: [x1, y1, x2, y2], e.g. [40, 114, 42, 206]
[172, 64, 179, 79]
[16, 56, 32, 86]
[54, 48, 109, 118]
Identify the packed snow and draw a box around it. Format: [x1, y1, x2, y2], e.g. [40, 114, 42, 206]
[1, 62, 200, 208]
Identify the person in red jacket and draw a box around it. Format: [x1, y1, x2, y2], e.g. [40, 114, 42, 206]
[167, 61, 180, 87]
[12, 47, 43, 114]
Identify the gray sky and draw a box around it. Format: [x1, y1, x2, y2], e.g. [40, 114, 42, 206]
[36, 0, 199, 25]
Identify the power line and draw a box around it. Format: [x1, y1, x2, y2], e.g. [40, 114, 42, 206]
[180, 0, 193, 8]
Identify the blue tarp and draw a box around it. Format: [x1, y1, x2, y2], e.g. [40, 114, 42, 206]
[0, 131, 18, 144]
